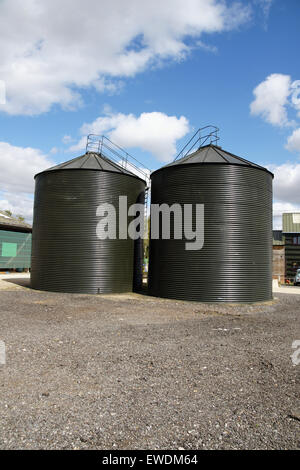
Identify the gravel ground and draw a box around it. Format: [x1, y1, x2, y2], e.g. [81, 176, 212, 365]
[0, 279, 299, 450]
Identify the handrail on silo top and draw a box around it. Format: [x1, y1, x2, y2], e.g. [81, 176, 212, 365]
[86, 134, 150, 186]
[174, 125, 220, 161]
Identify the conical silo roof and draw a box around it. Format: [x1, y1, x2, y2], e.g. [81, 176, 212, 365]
[152, 144, 273, 177]
[35, 152, 141, 179]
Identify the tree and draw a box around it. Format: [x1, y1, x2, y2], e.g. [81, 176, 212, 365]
[3, 210, 12, 216]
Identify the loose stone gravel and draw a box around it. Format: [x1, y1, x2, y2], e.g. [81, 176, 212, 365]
[0, 281, 299, 449]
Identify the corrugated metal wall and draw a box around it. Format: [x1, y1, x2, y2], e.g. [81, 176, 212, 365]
[148, 164, 273, 302]
[284, 235, 300, 280]
[31, 170, 145, 293]
[0, 230, 31, 269]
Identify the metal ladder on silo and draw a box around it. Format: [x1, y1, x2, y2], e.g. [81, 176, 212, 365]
[174, 125, 220, 161]
[144, 185, 150, 234]
[143, 184, 150, 283]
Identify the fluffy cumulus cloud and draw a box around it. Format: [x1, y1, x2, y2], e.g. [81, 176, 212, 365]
[71, 110, 190, 161]
[0, 142, 54, 221]
[250, 73, 292, 127]
[268, 161, 300, 228]
[250, 74, 300, 154]
[270, 162, 300, 206]
[0, 0, 250, 115]
[0, 192, 35, 222]
[0, 142, 54, 193]
[285, 128, 300, 153]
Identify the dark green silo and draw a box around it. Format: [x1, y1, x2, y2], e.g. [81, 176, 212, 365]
[31, 152, 146, 294]
[148, 144, 273, 303]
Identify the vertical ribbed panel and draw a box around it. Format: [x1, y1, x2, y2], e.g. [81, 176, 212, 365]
[148, 164, 273, 302]
[0, 230, 31, 269]
[31, 170, 145, 294]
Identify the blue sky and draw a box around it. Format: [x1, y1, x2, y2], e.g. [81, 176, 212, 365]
[0, 0, 299, 227]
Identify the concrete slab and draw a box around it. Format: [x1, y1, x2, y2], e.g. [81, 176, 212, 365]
[273, 285, 300, 295]
[0, 273, 30, 279]
[0, 273, 30, 290]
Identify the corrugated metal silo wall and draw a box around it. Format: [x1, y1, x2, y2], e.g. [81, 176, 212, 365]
[31, 170, 145, 293]
[148, 164, 273, 302]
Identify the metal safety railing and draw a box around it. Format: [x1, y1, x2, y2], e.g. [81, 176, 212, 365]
[86, 134, 150, 186]
[174, 125, 220, 162]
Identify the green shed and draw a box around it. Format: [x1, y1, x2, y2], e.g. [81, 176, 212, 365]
[0, 212, 32, 270]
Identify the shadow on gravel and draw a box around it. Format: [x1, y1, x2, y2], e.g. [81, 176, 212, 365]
[4, 278, 31, 288]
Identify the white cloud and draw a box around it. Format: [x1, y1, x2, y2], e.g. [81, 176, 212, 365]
[0, 141, 54, 193]
[270, 161, 300, 206]
[290, 80, 300, 117]
[0, 192, 34, 222]
[250, 74, 300, 155]
[285, 128, 300, 154]
[267, 161, 300, 228]
[71, 110, 190, 161]
[250, 73, 292, 127]
[0, 141, 54, 222]
[195, 40, 218, 54]
[62, 135, 74, 144]
[0, 0, 251, 116]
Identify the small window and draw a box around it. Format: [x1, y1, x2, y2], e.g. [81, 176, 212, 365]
[293, 236, 300, 245]
[1, 242, 17, 257]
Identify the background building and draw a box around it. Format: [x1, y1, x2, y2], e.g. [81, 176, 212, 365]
[272, 230, 285, 284]
[282, 213, 300, 282]
[272, 213, 300, 284]
[0, 212, 32, 271]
